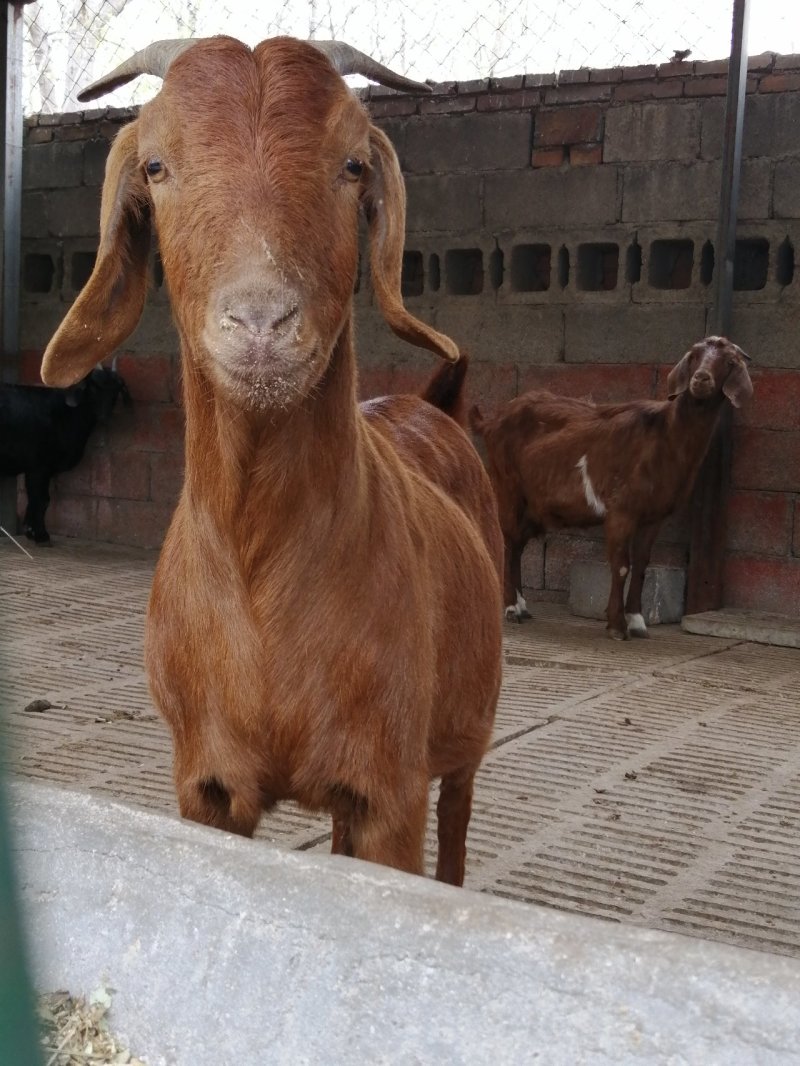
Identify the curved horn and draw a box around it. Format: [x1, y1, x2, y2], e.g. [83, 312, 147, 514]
[77, 39, 205, 103]
[310, 41, 432, 94]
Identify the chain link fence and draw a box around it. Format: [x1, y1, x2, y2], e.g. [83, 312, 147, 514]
[21, 0, 799, 115]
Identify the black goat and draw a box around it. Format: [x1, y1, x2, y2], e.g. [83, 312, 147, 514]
[0, 367, 130, 544]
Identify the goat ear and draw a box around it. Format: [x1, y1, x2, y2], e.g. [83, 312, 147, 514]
[723, 359, 753, 408]
[41, 123, 151, 388]
[666, 353, 692, 399]
[362, 125, 459, 363]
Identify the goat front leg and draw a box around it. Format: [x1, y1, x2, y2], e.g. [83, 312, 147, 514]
[503, 537, 532, 622]
[23, 470, 52, 544]
[604, 517, 634, 640]
[625, 522, 660, 638]
[436, 765, 478, 887]
[348, 781, 428, 876]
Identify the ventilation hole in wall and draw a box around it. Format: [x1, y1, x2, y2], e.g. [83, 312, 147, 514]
[700, 240, 714, 286]
[557, 246, 570, 289]
[401, 251, 424, 298]
[576, 243, 618, 291]
[648, 239, 693, 289]
[510, 244, 551, 292]
[22, 253, 55, 294]
[733, 238, 769, 291]
[488, 247, 504, 290]
[153, 252, 165, 289]
[625, 240, 642, 284]
[445, 248, 484, 295]
[776, 238, 794, 287]
[71, 251, 97, 291]
[428, 254, 441, 292]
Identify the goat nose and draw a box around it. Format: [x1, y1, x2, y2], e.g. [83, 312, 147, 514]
[223, 301, 299, 336]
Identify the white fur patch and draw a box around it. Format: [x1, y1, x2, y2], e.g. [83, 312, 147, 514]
[576, 455, 606, 517]
[625, 612, 647, 636]
[505, 590, 531, 621]
[619, 566, 628, 578]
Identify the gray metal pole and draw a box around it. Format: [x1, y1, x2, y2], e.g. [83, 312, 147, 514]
[2, 1, 24, 381]
[711, 0, 751, 336]
[685, 0, 750, 616]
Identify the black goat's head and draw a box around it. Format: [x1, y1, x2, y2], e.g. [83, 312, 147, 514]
[65, 366, 132, 421]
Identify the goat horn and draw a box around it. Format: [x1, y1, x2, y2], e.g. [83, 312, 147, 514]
[310, 41, 432, 93]
[77, 39, 204, 102]
[111, 354, 119, 372]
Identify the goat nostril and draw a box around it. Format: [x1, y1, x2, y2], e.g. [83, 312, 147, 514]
[272, 305, 299, 331]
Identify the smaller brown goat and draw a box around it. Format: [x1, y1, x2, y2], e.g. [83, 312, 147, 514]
[469, 336, 753, 639]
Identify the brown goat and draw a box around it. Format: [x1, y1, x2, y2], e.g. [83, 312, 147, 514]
[40, 36, 503, 885]
[470, 336, 752, 639]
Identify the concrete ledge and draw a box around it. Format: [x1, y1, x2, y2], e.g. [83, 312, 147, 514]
[9, 781, 800, 1065]
[569, 561, 686, 624]
[682, 608, 800, 648]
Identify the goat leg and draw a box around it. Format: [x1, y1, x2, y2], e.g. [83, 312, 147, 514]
[625, 522, 660, 638]
[604, 520, 633, 640]
[503, 537, 532, 622]
[435, 765, 477, 886]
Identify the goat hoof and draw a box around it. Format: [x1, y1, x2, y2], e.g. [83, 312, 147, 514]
[625, 613, 648, 638]
[607, 627, 628, 641]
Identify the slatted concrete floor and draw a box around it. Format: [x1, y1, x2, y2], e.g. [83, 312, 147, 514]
[2, 539, 799, 958]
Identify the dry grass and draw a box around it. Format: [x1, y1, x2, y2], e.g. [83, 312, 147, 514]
[37, 988, 147, 1066]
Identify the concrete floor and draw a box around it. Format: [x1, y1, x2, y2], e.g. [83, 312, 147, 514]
[2, 538, 799, 959]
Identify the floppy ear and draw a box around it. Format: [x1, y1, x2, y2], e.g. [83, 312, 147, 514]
[723, 358, 753, 408]
[362, 125, 459, 363]
[41, 122, 151, 387]
[666, 351, 693, 399]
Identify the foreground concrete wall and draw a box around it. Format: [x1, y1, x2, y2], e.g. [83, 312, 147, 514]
[16, 52, 800, 614]
[10, 780, 800, 1065]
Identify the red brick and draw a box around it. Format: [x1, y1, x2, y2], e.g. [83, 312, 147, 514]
[558, 68, 590, 84]
[534, 105, 603, 147]
[723, 555, 800, 615]
[112, 352, 174, 404]
[531, 146, 565, 167]
[738, 369, 800, 431]
[91, 451, 150, 500]
[794, 501, 800, 557]
[543, 84, 613, 104]
[731, 427, 800, 492]
[96, 498, 172, 549]
[489, 75, 524, 91]
[26, 128, 54, 145]
[694, 60, 729, 76]
[524, 73, 557, 89]
[683, 77, 729, 97]
[758, 73, 800, 93]
[589, 68, 623, 84]
[747, 51, 776, 73]
[476, 90, 541, 112]
[113, 403, 185, 453]
[388, 362, 428, 396]
[418, 95, 476, 115]
[517, 363, 657, 403]
[613, 81, 684, 103]
[775, 54, 800, 72]
[570, 143, 603, 165]
[622, 65, 657, 81]
[149, 451, 185, 506]
[657, 61, 694, 78]
[726, 491, 792, 555]
[53, 459, 93, 497]
[368, 98, 418, 119]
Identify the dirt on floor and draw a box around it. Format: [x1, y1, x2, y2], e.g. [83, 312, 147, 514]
[2, 538, 800, 958]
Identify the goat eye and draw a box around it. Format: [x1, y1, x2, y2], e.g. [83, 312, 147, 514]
[145, 158, 167, 183]
[343, 158, 364, 183]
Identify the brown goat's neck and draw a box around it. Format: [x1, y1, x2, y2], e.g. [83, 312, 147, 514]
[180, 323, 364, 555]
[668, 390, 725, 473]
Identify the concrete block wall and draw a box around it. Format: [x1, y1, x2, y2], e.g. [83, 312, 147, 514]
[16, 52, 800, 613]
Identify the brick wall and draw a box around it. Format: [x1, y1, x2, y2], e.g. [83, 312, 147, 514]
[17, 51, 800, 614]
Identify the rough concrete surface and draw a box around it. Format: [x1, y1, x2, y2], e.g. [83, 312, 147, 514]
[2, 539, 800, 1063]
[9, 780, 800, 1066]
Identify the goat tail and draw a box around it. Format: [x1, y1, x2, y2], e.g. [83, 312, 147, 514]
[421, 352, 469, 426]
[468, 403, 485, 436]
